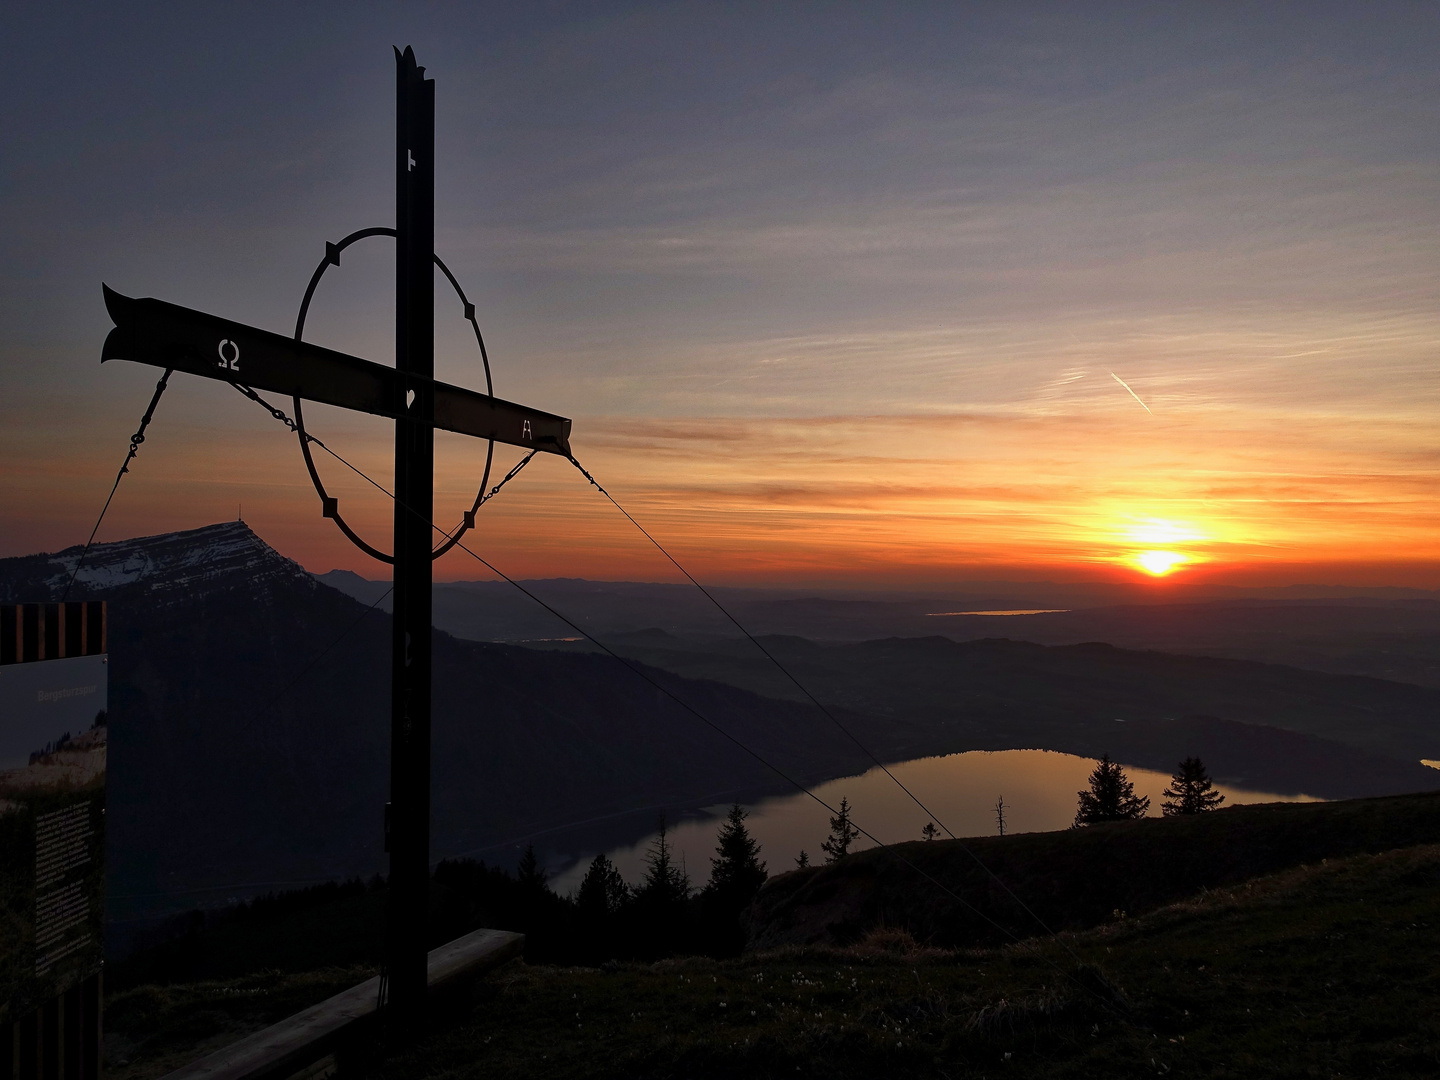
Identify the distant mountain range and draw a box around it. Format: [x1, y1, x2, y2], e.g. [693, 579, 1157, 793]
[3, 523, 1436, 933]
[319, 569, 1440, 686]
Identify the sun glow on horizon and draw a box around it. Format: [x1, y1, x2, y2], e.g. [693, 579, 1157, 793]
[1135, 550, 1188, 576]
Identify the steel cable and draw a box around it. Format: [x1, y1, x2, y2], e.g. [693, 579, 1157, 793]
[563, 453, 1078, 955]
[61, 369, 173, 603]
[227, 389, 1118, 996]
[228, 388, 1129, 1010]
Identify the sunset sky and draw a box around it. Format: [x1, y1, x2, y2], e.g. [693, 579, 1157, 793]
[3, 3, 1438, 586]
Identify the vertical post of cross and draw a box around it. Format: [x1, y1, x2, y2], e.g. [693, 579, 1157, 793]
[387, 45, 435, 1029]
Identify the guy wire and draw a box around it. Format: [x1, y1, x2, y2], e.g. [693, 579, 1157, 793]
[61, 369, 173, 603]
[564, 453, 1074, 954]
[229, 388, 1116, 1005]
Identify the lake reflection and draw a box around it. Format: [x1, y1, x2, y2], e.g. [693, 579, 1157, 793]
[550, 749, 1320, 895]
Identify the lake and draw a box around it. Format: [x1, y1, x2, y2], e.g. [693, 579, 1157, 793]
[549, 748, 1320, 894]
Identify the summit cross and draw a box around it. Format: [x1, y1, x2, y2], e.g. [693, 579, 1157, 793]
[99, 47, 571, 1027]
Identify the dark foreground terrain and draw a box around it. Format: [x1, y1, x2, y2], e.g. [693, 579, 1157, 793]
[104, 793, 1440, 1079]
[107, 843, 1440, 1079]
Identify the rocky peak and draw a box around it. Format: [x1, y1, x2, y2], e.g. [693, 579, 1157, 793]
[0, 522, 316, 604]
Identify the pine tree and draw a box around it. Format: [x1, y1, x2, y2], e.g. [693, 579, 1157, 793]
[1073, 754, 1151, 826]
[704, 804, 767, 904]
[516, 843, 549, 894]
[576, 852, 628, 917]
[700, 804, 768, 956]
[1162, 757, 1226, 816]
[638, 816, 690, 905]
[573, 852, 628, 964]
[504, 845, 566, 950]
[631, 816, 692, 959]
[921, 822, 939, 841]
[821, 797, 861, 863]
[795, 850, 811, 869]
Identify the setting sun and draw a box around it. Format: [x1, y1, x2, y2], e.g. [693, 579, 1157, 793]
[1136, 550, 1188, 576]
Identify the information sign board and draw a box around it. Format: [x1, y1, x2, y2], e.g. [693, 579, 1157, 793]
[1, 602, 106, 1080]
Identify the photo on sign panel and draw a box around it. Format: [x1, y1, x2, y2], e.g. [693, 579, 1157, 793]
[0, 651, 108, 1021]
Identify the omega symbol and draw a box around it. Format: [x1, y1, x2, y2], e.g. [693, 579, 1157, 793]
[217, 339, 240, 371]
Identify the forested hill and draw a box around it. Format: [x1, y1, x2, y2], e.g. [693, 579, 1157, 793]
[0, 524, 886, 922]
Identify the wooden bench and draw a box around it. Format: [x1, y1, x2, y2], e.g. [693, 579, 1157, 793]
[157, 928, 524, 1080]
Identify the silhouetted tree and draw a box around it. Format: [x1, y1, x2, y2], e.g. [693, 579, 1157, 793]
[631, 817, 691, 958]
[576, 853, 628, 917]
[921, 822, 939, 842]
[795, 850, 811, 868]
[516, 844, 549, 895]
[639, 819, 689, 902]
[1162, 757, 1226, 816]
[1074, 755, 1150, 826]
[701, 804, 768, 955]
[704, 804, 767, 902]
[822, 797, 861, 863]
[573, 852, 628, 963]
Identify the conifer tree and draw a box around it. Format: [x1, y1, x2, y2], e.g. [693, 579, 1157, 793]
[921, 822, 939, 841]
[1162, 756, 1226, 816]
[573, 852, 627, 963]
[1073, 754, 1150, 826]
[700, 804, 768, 956]
[638, 816, 690, 904]
[821, 797, 861, 863]
[516, 843, 549, 894]
[632, 816, 692, 959]
[795, 850, 811, 869]
[506, 844, 566, 949]
[704, 804, 767, 905]
[576, 852, 628, 917]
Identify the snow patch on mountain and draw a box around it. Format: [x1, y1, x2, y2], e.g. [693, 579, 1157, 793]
[3, 522, 316, 603]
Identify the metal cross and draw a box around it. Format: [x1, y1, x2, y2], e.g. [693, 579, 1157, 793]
[98, 47, 570, 1028]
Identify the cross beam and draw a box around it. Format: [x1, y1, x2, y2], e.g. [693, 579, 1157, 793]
[96, 48, 562, 1033]
[99, 287, 572, 456]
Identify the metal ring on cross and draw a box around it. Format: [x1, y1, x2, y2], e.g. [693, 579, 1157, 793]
[291, 226, 496, 564]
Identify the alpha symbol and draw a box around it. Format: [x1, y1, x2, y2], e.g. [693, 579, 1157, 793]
[522, 419, 532, 439]
[217, 339, 240, 371]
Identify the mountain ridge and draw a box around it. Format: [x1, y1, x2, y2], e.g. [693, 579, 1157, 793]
[5, 523, 1436, 931]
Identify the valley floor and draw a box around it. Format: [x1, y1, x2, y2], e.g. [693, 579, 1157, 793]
[108, 841, 1440, 1079]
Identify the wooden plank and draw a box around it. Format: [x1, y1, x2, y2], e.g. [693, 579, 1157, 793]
[157, 929, 523, 1080]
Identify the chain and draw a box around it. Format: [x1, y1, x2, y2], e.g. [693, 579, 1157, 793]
[231, 382, 303, 435]
[567, 453, 607, 495]
[477, 450, 536, 506]
[61, 368, 174, 602]
[229, 383, 536, 541]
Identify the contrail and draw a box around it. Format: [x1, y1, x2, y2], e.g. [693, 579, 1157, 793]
[1109, 371, 1152, 414]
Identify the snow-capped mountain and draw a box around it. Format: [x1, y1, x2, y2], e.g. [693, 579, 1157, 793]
[1, 521, 316, 604]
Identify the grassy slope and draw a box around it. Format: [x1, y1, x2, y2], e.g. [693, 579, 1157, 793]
[371, 844, 1440, 1078]
[747, 791, 1440, 950]
[108, 842, 1440, 1079]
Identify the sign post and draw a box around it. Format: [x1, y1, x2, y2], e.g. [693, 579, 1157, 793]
[98, 48, 571, 1030]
